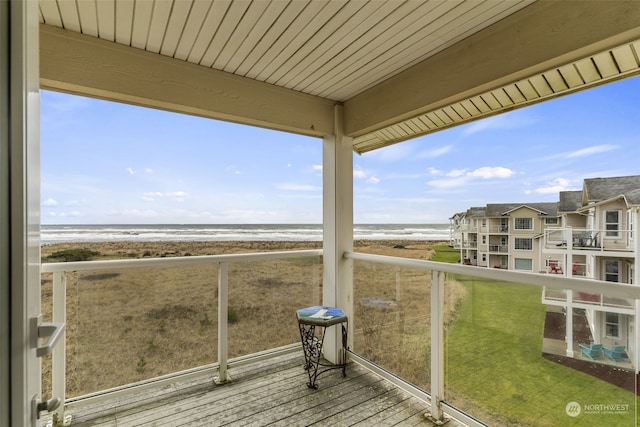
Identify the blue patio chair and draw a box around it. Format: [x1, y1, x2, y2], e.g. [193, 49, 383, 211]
[603, 345, 627, 363]
[579, 343, 603, 360]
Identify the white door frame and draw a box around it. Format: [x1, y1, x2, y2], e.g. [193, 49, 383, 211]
[3, 2, 42, 426]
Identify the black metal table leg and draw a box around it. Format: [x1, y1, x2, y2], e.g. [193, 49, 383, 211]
[296, 306, 348, 389]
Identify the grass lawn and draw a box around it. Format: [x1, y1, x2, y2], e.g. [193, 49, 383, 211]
[444, 275, 637, 426]
[431, 244, 461, 264]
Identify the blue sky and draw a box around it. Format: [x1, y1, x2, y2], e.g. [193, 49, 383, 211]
[41, 76, 640, 225]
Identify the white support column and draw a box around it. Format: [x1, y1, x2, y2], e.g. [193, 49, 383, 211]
[215, 262, 230, 384]
[322, 104, 353, 364]
[566, 290, 574, 358]
[429, 270, 446, 422]
[634, 208, 639, 372]
[51, 273, 66, 422]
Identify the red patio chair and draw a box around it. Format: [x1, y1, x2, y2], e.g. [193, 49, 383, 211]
[549, 261, 562, 274]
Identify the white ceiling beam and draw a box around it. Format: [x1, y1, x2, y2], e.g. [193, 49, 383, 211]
[344, 1, 640, 137]
[39, 25, 336, 137]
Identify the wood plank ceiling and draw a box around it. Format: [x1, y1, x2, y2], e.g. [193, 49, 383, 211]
[38, 0, 640, 153]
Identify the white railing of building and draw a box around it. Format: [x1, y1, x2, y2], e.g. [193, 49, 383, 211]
[42, 250, 640, 426]
[41, 249, 322, 422]
[544, 227, 634, 252]
[344, 251, 640, 424]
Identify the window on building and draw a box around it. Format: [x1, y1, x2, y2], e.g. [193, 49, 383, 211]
[545, 217, 558, 225]
[514, 258, 533, 271]
[605, 210, 621, 237]
[605, 260, 619, 282]
[628, 265, 634, 285]
[514, 238, 533, 250]
[605, 312, 620, 338]
[628, 210, 633, 240]
[482, 254, 486, 262]
[514, 217, 533, 230]
[482, 235, 486, 244]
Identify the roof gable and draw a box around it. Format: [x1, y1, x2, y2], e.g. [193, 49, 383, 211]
[583, 175, 640, 205]
[485, 202, 558, 217]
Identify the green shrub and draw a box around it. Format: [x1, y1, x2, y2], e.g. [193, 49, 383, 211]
[46, 248, 100, 262]
[228, 307, 239, 324]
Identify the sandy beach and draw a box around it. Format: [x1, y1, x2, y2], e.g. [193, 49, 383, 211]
[41, 239, 443, 261]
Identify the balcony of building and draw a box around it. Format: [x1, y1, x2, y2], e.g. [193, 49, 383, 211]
[488, 244, 509, 254]
[488, 224, 510, 234]
[462, 240, 478, 249]
[543, 257, 588, 278]
[544, 228, 635, 255]
[39, 249, 640, 426]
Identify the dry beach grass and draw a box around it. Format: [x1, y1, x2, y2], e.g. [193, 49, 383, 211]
[40, 240, 462, 399]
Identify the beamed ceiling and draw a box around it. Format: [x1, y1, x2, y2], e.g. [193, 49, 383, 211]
[39, 0, 640, 153]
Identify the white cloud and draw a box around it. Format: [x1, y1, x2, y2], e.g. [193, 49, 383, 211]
[367, 176, 380, 184]
[446, 169, 467, 178]
[362, 143, 412, 162]
[566, 144, 618, 158]
[462, 113, 537, 135]
[276, 183, 320, 191]
[226, 165, 241, 174]
[353, 170, 367, 179]
[116, 209, 159, 218]
[312, 165, 322, 171]
[49, 210, 83, 218]
[144, 168, 153, 173]
[42, 198, 58, 207]
[428, 166, 515, 188]
[428, 176, 471, 189]
[467, 166, 515, 179]
[127, 167, 135, 175]
[533, 178, 579, 194]
[418, 145, 452, 158]
[428, 167, 443, 176]
[142, 191, 188, 201]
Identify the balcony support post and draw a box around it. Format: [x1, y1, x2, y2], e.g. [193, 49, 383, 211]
[427, 270, 448, 423]
[215, 262, 231, 384]
[322, 104, 354, 364]
[565, 290, 574, 358]
[52, 271, 67, 422]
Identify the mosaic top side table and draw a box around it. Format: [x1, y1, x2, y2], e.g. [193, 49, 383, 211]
[296, 306, 348, 389]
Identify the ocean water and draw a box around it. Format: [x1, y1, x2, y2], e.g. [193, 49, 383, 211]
[41, 224, 450, 244]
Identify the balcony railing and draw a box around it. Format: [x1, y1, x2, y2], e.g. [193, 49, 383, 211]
[41, 249, 640, 426]
[544, 227, 634, 252]
[488, 244, 509, 253]
[488, 225, 509, 233]
[462, 240, 478, 248]
[40, 250, 323, 422]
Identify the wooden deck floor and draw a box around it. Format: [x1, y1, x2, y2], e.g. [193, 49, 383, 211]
[60, 352, 453, 426]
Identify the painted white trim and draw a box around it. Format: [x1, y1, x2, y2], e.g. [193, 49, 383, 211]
[322, 105, 354, 363]
[0, 4, 10, 425]
[8, 2, 41, 426]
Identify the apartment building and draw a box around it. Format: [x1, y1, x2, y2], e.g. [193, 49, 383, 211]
[450, 202, 559, 272]
[451, 175, 640, 370]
